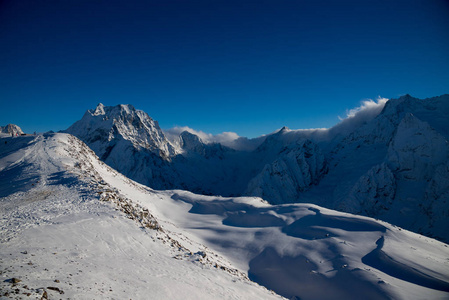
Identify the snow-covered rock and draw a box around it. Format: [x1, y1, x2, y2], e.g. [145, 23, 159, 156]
[180, 130, 206, 154]
[424, 160, 449, 240]
[387, 113, 448, 181]
[343, 163, 396, 215]
[178, 130, 229, 159]
[245, 140, 328, 204]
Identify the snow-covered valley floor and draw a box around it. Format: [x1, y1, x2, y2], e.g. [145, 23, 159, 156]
[1, 134, 449, 299]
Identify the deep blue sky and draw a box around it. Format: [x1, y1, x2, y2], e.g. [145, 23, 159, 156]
[1, 0, 448, 137]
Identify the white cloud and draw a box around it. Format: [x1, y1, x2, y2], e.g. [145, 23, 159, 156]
[164, 126, 239, 145]
[214, 131, 241, 143]
[340, 97, 389, 120]
[163, 126, 267, 151]
[164, 126, 212, 143]
[330, 96, 389, 136]
[164, 96, 390, 150]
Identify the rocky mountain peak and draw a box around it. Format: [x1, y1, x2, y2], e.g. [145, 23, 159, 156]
[1, 124, 24, 136]
[93, 103, 106, 116]
[66, 104, 176, 159]
[180, 131, 204, 153]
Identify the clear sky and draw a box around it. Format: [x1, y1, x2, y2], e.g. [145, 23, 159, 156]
[1, 0, 448, 137]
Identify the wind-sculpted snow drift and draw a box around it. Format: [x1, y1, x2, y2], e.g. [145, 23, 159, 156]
[66, 94, 449, 243]
[1, 133, 449, 299]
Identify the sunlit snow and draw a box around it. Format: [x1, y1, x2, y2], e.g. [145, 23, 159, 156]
[1, 133, 448, 299]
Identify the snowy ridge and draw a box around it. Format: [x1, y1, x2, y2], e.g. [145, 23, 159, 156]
[65, 134, 252, 281]
[1, 133, 449, 299]
[0, 133, 280, 299]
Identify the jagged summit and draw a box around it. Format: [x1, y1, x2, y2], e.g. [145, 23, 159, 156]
[0, 124, 24, 136]
[180, 131, 205, 153]
[92, 103, 105, 115]
[85, 102, 140, 116]
[65, 104, 178, 190]
[66, 103, 175, 158]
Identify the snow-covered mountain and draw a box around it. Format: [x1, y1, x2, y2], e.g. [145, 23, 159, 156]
[0, 124, 24, 136]
[315, 95, 449, 241]
[65, 104, 178, 190]
[1, 133, 449, 299]
[245, 139, 329, 204]
[67, 103, 175, 158]
[65, 103, 249, 195]
[65, 94, 449, 243]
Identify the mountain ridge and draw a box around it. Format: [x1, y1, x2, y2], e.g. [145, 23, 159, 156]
[65, 94, 449, 242]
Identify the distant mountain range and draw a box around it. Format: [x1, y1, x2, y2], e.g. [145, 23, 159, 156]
[65, 94, 449, 243]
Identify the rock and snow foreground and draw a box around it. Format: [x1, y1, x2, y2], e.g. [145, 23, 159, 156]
[1, 133, 449, 299]
[0, 134, 279, 299]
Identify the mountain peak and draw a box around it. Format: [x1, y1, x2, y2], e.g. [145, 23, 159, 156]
[118, 104, 135, 114]
[93, 103, 105, 115]
[91, 103, 138, 118]
[66, 103, 176, 160]
[180, 131, 205, 153]
[180, 130, 203, 142]
[0, 124, 24, 135]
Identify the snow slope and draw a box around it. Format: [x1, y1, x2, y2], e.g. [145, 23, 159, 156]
[0, 134, 281, 299]
[2, 133, 448, 299]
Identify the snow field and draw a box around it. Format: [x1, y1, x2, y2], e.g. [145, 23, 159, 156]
[87, 134, 449, 299]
